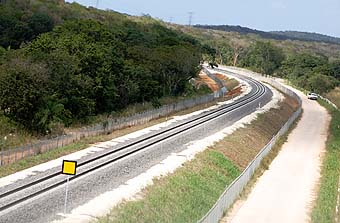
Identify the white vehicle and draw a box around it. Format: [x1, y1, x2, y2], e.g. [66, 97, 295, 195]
[307, 92, 318, 100]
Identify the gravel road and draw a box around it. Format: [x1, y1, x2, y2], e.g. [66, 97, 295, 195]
[224, 85, 330, 223]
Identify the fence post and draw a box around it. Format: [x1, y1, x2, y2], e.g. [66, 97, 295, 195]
[0, 148, 2, 166]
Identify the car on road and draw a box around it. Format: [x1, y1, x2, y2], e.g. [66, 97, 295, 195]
[307, 92, 318, 100]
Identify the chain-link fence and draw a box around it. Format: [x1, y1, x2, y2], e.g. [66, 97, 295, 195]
[198, 68, 302, 223]
[204, 67, 228, 98]
[318, 95, 338, 109]
[0, 92, 227, 166]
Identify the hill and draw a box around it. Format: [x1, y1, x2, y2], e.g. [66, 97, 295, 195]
[0, 0, 205, 133]
[173, 24, 340, 61]
[195, 25, 340, 45]
[0, 0, 339, 135]
[171, 23, 340, 94]
[271, 31, 340, 45]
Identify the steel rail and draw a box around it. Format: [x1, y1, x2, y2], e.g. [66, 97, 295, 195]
[0, 73, 268, 212]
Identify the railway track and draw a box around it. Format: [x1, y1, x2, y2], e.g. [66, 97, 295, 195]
[0, 69, 269, 215]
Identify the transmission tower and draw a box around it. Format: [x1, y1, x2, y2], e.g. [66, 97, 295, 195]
[188, 12, 194, 26]
[96, 0, 99, 8]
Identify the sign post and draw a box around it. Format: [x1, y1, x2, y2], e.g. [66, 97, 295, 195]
[61, 160, 77, 214]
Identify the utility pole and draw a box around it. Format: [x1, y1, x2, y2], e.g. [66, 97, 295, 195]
[188, 12, 194, 26]
[95, 0, 99, 8]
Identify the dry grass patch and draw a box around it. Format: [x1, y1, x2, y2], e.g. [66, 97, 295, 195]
[96, 94, 299, 223]
[216, 97, 299, 169]
[325, 87, 340, 108]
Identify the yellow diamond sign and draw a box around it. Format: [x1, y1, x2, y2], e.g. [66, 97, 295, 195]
[62, 160, 77, 175]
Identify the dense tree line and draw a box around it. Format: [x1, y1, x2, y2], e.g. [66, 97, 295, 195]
[205, 39, 339, 93]
[240, 41, 285, 75]
[0, 1, 54, 49]
[279, 53, 339, 93]
[0, 1, 205, 133]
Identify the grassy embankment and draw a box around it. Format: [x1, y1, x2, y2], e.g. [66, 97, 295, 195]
[311, 98, 340, 223]
[96, 95, 299, 223]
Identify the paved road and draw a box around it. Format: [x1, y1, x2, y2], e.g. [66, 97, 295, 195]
[224, 85, 330, 223]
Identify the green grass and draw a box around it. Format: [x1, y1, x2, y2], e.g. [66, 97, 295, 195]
[311, 99, 340, 223]
[0, 114, 37, 150]
[94, 95, 298, 223]
[96, 150, 240, 223]
[0, 134, 111, 177]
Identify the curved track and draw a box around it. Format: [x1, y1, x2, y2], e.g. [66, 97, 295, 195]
[0, 69, 271, 222]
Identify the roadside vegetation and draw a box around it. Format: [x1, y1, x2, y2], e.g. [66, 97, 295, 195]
[99, 150, 240, 223]
[312, 100, 340, 223]
[96, 96, 299, 223]
[326, 87, 340, 108]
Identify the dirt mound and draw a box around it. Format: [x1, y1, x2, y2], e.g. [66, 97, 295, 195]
[198, 72, 220, 92]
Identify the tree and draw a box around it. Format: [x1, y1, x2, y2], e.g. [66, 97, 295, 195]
[242, 41, 285, 75]
[307, 74, 338, 94]
[277, 53, 340, 92]
[329, 60, 340, 79]
[7, 17, 203, 130]
[229, 38, 248, 66]
[151, 45, 201, 96]
[0, 57, 48, 131]
[202, 44, 216, 62]
[28, 12, 54, 39]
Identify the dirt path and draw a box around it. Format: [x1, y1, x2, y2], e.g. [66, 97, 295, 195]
[223, 86, 330, 223]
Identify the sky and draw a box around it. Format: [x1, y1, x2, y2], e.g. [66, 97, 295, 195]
[66, 0, 340, 38]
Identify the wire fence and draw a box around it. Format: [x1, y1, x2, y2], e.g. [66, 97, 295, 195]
[318, 95, 338, 109]
[204, 67, 228, 97]
[0, 91, 226, 166]
[198, 68, 302, 223]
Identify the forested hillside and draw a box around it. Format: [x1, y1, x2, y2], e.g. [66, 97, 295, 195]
[195, 25, 340, 45]
[271, 31, 340, 45]
[0, 0, 207, 134]
[173, 24, 340, 95]
[1, 0, 340, 137]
